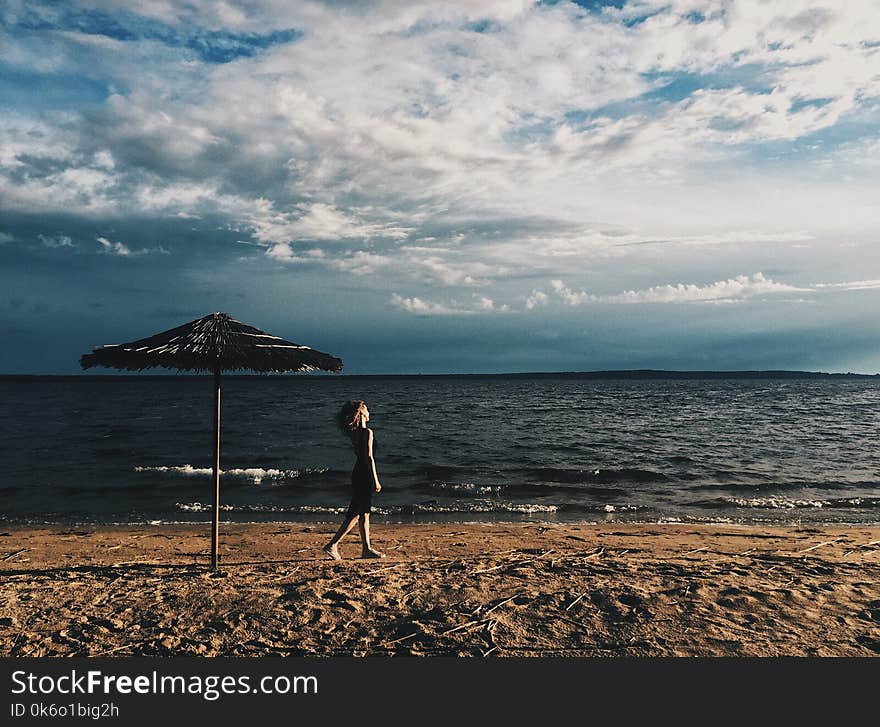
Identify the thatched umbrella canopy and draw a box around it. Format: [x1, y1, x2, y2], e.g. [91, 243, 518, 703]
[81, 312, 343, 569]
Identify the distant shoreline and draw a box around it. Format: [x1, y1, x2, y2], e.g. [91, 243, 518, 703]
[1, 369, 878, 380]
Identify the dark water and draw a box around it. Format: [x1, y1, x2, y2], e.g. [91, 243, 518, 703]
[1, 376, 879, 525]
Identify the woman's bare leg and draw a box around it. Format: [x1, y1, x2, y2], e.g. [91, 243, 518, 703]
[358, 514, 384, 558]
[323, 514, 359, 560]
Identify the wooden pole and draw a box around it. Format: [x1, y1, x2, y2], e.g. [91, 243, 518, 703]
[210, 366, 221, 570]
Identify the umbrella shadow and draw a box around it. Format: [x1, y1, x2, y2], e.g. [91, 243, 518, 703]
[0, 563, 205, 580]
[0, 556, 329, 580]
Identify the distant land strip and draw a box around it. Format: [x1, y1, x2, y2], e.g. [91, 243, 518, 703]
[1, 370, 878, 381]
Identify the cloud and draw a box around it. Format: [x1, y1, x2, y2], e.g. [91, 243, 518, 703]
[550, 273, 809, 305]
[264, 243, 325, 263]
[551, 279, 594, 305]
[38, 234, 75, 248]
[525, 290, 548, 309]
[96, 235, 168, 256]
[3, 1, 880, 373]
[474, 295, 509, 312]
[390, 292, 509, 316]
[96, 236, 132, 255]
[814, 279, 880, 291]
[390, 293, 469, 316]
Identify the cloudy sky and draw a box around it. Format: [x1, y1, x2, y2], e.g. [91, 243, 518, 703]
[2, 0, 879, 374]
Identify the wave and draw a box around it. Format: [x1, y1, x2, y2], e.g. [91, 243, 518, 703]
[135, 464, 330, 484]
[426, 482, 503, 495]
[707, 496, 880, 510]
[174, 501, 641, 516]
[176, 502, 346, 514]
[688, 479, 880, 492]
[519, 466, 670, 484]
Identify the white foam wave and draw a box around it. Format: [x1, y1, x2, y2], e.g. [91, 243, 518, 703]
[174, 501, 560, 515]
[136, 464, 328, 484]
[724, 496, 874, 509]
[429, 482, 502, 495]
[176, 502, 345, 514]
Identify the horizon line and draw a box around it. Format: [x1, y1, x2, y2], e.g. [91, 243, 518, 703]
[1, 368, 878, 379]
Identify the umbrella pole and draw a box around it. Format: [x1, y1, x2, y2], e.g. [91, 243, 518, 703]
[210, 367, 221, 570]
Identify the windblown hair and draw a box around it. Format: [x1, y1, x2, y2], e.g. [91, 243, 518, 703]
[337, 400, 367, 436]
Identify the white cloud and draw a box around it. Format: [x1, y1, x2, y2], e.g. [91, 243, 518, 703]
[97, 236, 132, 256]
[38, 234, 75, 248]
[96, 236, 169, 257]
[3, 0, 880, 316]
[390, 292, 510, 315]
[551, 279, 594, 305]
[474, 295, 509, 312]
[390, 293, 468, 316]
[814, 279, 880, 291]
[549, 273, 809, 306]
[606, 273, 808, 304]
[525, 290, 548, 309]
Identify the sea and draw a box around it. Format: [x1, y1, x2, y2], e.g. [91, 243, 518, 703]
[2, 373, 879, 526]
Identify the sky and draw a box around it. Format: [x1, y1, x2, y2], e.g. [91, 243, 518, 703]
[1, 0, 879, 375]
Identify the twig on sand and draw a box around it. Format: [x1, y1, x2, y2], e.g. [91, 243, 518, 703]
[474, 549, 555, 575]
[381, 631, 419, 647]
[565, 591, 589, 611]
[473, 562, 510, 575]
[483, 593, 522, 616]
[365, 564, 402, 576]
[441, 618, 492, 636]
[736, 549, 756, 557]
[270, 566, 300, 581]
[796, 539, 843, 554]
[681, 546, 709, 556]
[2, 548, 29, 562]
[93, 642, 140, 657]
[482, 646, 498, 657]
[844, 540, 880, 558]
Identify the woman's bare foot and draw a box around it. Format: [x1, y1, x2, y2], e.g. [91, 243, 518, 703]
[361, 548, 385, 559]
[323, 543, 341, 561]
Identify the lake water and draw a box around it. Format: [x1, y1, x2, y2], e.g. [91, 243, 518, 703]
[2, 374, 878, 525]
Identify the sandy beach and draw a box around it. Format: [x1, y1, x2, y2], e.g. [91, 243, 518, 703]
[1, 522, 878, 657]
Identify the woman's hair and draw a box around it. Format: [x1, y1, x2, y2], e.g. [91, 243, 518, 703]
[336, 399, 367, 435]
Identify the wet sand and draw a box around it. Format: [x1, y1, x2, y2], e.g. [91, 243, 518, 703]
[1, 522, 878, 657]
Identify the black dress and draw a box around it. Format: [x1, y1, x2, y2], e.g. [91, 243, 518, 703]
[346, 427, 376, 517]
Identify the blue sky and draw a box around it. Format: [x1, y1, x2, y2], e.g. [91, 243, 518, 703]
[2, 0, 879, 374]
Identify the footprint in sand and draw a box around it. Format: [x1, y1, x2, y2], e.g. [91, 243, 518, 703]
[856, 635, 880, 653]
[320, 590, 361, 611]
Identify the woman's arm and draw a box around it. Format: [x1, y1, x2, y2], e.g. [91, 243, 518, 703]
[366, 429, 381, 492]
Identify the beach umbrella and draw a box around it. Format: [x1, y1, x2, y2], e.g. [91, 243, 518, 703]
[80, 312, 343, 569]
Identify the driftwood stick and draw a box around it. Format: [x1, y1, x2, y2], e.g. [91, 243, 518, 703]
[797, 539, 842, 554]
[92, 642, 140, 657]
[441, 618, 491, 636]
[484, 593, 521, 616]
[365, 564, 402, 576]
[474, 550, 555, 575]
[681, 546, 709, 556]
[565, 591, 589, 611]
[381, 631, 419, 647]
[2, 548, 29, 562]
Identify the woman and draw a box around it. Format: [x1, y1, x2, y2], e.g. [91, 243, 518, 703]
[323, 400, 384, 560]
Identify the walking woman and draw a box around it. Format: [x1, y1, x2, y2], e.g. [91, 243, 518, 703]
[323, 400, 384, 560]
